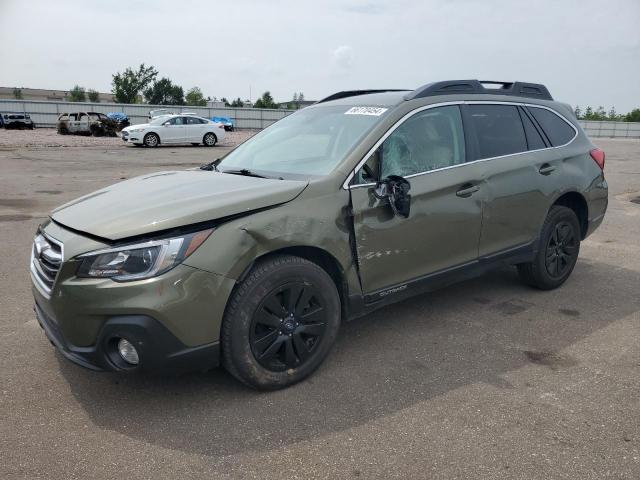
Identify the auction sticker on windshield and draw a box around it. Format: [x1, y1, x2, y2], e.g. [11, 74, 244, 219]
[345, 106, 388, 116]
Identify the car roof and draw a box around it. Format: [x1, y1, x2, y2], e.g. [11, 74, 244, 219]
[315, 91, 409, 108]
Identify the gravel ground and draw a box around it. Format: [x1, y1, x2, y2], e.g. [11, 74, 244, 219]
[0, 127, 256, 149]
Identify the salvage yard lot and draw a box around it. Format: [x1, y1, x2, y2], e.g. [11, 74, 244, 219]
[0, 131, 639, 479]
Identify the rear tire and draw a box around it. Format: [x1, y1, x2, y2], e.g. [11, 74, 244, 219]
[221, 255, 341, 390]
[517, 206, 581, 290]
[203, 132, 217, 147]
[143, 132, 160, 147]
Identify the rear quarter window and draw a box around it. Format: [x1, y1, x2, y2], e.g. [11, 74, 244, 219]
[527, 106, 576, 147]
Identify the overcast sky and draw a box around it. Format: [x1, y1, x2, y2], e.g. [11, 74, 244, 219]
[0, 0, 638, 111]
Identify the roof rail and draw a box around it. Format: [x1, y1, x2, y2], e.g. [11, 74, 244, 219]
[317, 89, 409, 104]
[405, 80, 553, 101]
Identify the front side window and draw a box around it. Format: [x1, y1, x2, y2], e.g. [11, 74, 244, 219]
[468, 104, 527, 159]
[166, 116, 185, 125]
[380, 105, 466, 178]
[528, 106, 576, 147]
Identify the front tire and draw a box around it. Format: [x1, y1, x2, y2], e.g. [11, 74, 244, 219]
[222, 255, 341, 390]
[517, 206, 581, 290]
[203, 132, 217, 147]
[143, 132, 160, 147]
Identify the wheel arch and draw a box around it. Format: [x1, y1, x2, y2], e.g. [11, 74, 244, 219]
[551, 191, 588, 239]
[203, 131, 218, 144]
[144, 131, 161, 145]
[237, 246, 349, 318]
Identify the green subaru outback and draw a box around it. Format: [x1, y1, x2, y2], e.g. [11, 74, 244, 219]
[31, 80, 608, 389]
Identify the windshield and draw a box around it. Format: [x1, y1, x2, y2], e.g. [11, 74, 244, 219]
[219, 105, 388, 176]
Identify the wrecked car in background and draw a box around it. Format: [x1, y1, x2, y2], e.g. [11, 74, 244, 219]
[2, 113, 35, 129]
[56, 112, 119, 136]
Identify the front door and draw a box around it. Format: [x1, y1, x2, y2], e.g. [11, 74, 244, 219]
[349, 105, 484, 295]
[162, 116, 187, 143]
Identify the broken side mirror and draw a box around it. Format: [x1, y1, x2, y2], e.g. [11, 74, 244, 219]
[373, 175, 411, 219]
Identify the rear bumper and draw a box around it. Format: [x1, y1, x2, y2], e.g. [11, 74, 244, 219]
[34, 302, 220, 372]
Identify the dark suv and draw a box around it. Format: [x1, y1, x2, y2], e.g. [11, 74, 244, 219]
[31, 80, 607, 389]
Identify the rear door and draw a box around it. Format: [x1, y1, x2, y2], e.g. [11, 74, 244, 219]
[349, 105, 484, 294]
[67, 113, 79, 132]
[185, 116, 206, 142]
[465, 103, 560, 256]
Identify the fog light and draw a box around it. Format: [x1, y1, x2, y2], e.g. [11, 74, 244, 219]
[117, 338, 139, 365]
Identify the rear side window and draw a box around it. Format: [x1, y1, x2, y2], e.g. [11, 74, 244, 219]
[468, 104, 527, 159]
[519, 107, 546, 150]
[527, 107, 576, 147]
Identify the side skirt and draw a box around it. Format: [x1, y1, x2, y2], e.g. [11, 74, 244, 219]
[346, 241, 536, 320]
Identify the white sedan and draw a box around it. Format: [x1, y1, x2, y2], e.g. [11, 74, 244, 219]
[121, 114, 226, 147]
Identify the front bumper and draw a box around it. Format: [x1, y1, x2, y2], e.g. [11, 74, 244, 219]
[30, 222, 236, 373]
[34, 302, 220, 372]
[121, 131, 142, 144]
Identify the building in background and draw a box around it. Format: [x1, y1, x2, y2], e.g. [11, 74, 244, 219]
[0, 87, 115, 102]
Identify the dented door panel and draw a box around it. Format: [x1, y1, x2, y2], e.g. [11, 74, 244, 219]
[349, 163, 485, 294]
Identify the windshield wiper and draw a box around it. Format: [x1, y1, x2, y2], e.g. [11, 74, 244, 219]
[221, 168, 269, 179]
[200, 158, 222, 171]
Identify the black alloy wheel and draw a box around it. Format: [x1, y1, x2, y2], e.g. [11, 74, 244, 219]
[544, 221, 578, 278]
[250, 282, 327, 371]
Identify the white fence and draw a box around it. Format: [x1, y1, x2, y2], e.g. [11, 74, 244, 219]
[578, 120, 640, 139]
[0, 99, 294, 129]
[2, 99, 639, 137]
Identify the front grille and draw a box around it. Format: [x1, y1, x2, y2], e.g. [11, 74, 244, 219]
[31, 233, 63, 296]
[121, 131, 129, 138]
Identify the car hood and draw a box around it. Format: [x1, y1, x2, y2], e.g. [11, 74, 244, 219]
[123, 123, 150, 131]
[51, 170, 309, 241]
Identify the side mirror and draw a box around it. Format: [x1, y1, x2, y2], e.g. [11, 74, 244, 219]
[373, 175, 411, 218]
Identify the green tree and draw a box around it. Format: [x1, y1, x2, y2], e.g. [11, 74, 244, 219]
[230, 97, 244, 107]
[221, 97, 230, 107]
[253, 91, 278, 109]
[68, 85, 86, 102]
[625, 108, 640, 122]
[143, 77, 185, 105]
[607, 107, 620, 121]
[87, 89, 100, 103]
[185, 86, 208, 106]
[12, 87, 23, 99]
[112, 63, 158, 104]
[574, 105, 582, 119]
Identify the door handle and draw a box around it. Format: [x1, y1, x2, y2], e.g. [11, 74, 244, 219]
[539, 163, 556, 175]
[456, 183, 480, 198]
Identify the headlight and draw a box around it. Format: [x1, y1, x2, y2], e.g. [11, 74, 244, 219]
[129, 128, 145, 133]
[76, 229, 213, 281]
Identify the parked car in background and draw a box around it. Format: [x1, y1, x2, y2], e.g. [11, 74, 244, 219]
[3, 113, 34, 129]
[212, 116, 234, 131]
[57, 112, 118, 136]
[30, 80, 607, 390]
[148, 109, 173, 121]
[106, 112, 130, 130]
[121, 114, 226, 147]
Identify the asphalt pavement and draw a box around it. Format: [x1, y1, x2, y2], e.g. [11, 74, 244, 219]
[0, 134, 638, 479]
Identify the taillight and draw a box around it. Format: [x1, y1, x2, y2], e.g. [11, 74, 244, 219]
[590, 148, 605, 170]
